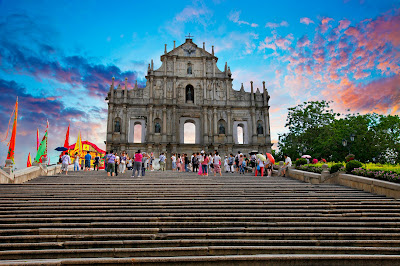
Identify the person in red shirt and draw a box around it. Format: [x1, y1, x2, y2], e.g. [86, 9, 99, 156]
[201, 151, 209, 176]
[131, 150, 143, 178]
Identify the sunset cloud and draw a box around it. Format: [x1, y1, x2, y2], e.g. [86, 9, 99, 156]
[300, 17, 314, 25]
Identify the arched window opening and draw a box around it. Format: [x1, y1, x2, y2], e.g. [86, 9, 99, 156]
[184, 122, 196, 144]
[186, 84, 194, 103]
[237, 124, 244, 144]
[114, 118, 121, 133]
[187, 62, 192, 75]
[134, 123, 142, 143]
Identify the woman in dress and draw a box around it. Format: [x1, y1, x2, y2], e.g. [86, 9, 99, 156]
[176, 154, 181, 172]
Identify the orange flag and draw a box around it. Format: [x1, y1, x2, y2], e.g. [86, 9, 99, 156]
[27, 153, 32, 167]
[6, 98, 18, 164]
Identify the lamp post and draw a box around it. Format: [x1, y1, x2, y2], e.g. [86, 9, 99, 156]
[342, 133, 356, 154]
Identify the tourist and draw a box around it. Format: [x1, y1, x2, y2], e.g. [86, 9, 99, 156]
[235, 151, 240, 172]
[127, 156, 133, 170]
[61, 152, 71, 175]
[240, 158, 246, 175]
[84, 151, 91, 171]
[200, 151, 209, 176]
[176, 154, 181, 172]
[171, 153, 177, 171]
[149, 152, 154, 171]
[93, 153, 100, 171]
[208, 153, 213, 174]
[114, 152, 119, 176]
[159, 152, 166, 171]
[250, 154, 257, 172]
[239, 154, 244, 174]
[103, 152, 108, 172]
[132, 150, 142, 178]
[213, 152, 222, 177]
[224, 156, 229, 172]
[283, 154, 292, 177]
[255, 158, 265, 177]
[192, 152, 199, 172]
[119, 152, 127, 174]
[106, 150, 116, 177]
[73, 152, 80, 171]
[228, 154, 234, 173]
[244, 155, 249, 173]
[141, 152, 149, 176]
[184, 153, 189, 172]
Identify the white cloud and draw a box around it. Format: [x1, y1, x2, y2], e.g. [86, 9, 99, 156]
[228, 10, 259, 27]
[265, 20, 289, 28]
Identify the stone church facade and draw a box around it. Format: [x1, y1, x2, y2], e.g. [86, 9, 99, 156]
[106, 37, 272, 166]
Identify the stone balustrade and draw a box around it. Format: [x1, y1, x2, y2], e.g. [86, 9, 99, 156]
[0, 164, 62, 184]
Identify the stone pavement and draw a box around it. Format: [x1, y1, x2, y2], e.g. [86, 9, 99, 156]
[0, 169, 400, 265]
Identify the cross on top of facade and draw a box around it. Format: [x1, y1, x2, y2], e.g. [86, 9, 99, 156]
[185, 33, 194, 39]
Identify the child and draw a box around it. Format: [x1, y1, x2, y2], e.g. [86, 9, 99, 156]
[240, 159, 246, 174]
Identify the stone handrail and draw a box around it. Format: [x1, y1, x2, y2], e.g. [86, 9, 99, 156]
[284, 165, 400, 199]
[0, 164, 62, 184]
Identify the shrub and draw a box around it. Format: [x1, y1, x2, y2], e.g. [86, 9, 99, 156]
[345, 154, 355, 162]
[330, 163, 344, 174]
[295, 158, 308, 166]
[346, 160, 362, 173]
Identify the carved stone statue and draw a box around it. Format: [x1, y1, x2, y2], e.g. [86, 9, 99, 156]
[219, 123, 225, 134]
[257, 123, 263, 135]
[114, 120, 121, 133]
[155, 122, 161, 133]
[187, 87, 193, 102]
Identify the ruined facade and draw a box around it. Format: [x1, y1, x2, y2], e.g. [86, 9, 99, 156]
[106, 37, 272, 166]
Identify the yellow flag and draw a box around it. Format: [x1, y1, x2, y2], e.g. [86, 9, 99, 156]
[73, 131, 82, 157]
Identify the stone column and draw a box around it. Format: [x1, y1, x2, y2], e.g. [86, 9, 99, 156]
[173, 57, 176, 76]
[163, 77, 167, 102]
[203, 79, 207, 104]
[4, 159, 14, 175]
[148, 106, 154, 142]
[203, 107, 208, 144]
[149, 77, 153, 102]
[213, 107, 218, 136]
[225, 80, 229, 102]
[227, 108, 232, 143]
[172, 106, 177, 143]
[123, 105, 128, 143]
[203, 58, 206, 77]
[107, 103, 114, 145]
[123, 77, 128, 103]
[173, 78, 176, 99]
[251, 108, 257, 144]
[162, 106, 167, 143]
[212, 59, 215, 77]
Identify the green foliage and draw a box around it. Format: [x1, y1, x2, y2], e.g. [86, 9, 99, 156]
[346, 160, 363, 173]
[295, 158, 308, 166]
[296, 164, 323, 173]
[330, 163, 344, 174]
[278, 100, 400, 164]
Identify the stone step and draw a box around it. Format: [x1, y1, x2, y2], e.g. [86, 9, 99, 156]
[1, 246, 400, 260]
[2, 232, 400, 243]
[1, 254, 400, 266]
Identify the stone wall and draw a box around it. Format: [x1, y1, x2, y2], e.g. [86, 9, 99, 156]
[284, 166, 400, 199]
[0, 165, 62, 184]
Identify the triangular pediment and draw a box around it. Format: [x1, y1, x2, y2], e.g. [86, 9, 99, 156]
[162, 39, 217, 61]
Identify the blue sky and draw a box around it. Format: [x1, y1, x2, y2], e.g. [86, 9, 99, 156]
[0, 0, 399, 168]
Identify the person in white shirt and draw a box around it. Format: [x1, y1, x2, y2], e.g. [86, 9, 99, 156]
[255, 158, 265, 177]
[61, 153, 71, 175]
[224, 156, 229, 173]
[283, 154, 292, 177]
[171, 154, 177, 171]
[213, 152, 222, 176]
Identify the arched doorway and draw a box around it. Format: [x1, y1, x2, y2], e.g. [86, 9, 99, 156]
[133, 123, 142, 143]
[184, 121, 196, 144]
[237, 124, 244, 144]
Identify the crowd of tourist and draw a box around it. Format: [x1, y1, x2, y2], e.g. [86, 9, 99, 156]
[60, 149, 293, 178]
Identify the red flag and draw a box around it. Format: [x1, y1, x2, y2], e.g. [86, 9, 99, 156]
[6, 98, 18, 164]
[27, 153, 32, 167]
[63, 124, 70, 155]
[36, 128, 39, 151]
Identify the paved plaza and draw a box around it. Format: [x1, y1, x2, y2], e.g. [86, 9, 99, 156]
[0, 170, 400, 265]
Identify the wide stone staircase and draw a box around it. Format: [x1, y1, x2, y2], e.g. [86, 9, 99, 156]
[0, 170, 400, 265]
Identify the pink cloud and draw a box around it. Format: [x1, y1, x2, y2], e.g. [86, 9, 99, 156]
[300, 17, 314, 25]
[338, 19, 351, 31]
[265, 21, 289, 28]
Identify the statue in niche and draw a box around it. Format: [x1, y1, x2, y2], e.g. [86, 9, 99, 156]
[155, 122, 161, 133]
[187, 63, 192, 75]
[257, 123, 264, 135]
[219, 123, 225, 135]
[186, 85, 194, 102]
[114, 120, 121, 133]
